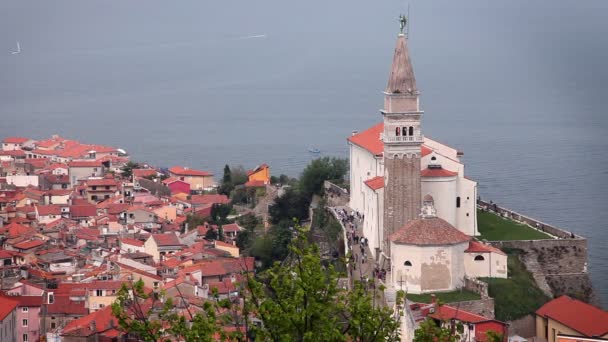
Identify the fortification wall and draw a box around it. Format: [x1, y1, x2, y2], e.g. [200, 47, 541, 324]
[479, 200, 597, 305]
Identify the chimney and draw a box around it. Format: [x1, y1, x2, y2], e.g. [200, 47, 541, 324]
[351, 130, 358, 136]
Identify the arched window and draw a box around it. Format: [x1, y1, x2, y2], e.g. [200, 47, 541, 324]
[409, 127, 414, 136]
[404, 260, 412, 267]
[456, 196, 461, 208]
[474, 255, 485, 261]
[395, 127, 401, 136]
[402, 127, 408, 136]
[431, 156, 437, 161]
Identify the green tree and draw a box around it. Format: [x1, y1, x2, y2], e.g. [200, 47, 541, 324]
[211, 203, 232, 224]
[204, 227, 218, 240]
[414, 318, 461, 342]
[246, 226, 401, 341]
[486, 330, 504, 342]
[218, 225, 225, 242]
[268, 188, 310, 224]
[112, 226, 402, 342]
[120, 161, 141, 179]
[299, 157, 348, 198]
[219, 164, 233, 196]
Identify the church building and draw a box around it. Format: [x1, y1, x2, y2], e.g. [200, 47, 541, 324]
[347, 21, 506, 294]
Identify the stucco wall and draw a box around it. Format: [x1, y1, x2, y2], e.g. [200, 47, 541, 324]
[464, 251, 507, 278]
[391, 242, 467, 294]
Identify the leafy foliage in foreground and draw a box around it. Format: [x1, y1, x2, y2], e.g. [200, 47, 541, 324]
[112, 226, 403, 341]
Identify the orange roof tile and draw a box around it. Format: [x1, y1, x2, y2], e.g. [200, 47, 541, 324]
[536, 295, 608, 336]
[3, 136, 29, 144]
[390, 217, 470, 246]
[465, 240, 506, 256]
[13, 239, 46, 250]
[169, 166, 212, 177]
[420, 167, 457, 178]
[0, 296, 19, 320]
[364, 176, 384, 191]
[68, 161, 102, 168]
[348, 122, 434, 158]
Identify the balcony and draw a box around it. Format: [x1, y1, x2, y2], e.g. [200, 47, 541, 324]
[383, 135, 424, 144]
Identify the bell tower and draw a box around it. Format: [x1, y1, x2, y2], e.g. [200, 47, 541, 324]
[382, 16, 423, 253]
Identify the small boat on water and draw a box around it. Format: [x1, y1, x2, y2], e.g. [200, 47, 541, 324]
[308, 147, 321, 154]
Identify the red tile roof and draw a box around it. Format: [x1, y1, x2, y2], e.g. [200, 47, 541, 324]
[190, 194, 230, 205]
[13, 239, 46, 250]
[348, 122, 384, 155]
[222, 223, 242, 233]
[86, 178, 118, 187]
[364, 176, 384, 191]
[68, 161, 102, 168]
[0, 296, 19, 320]
[465, 240, 506, 256]
[61, 305, 118, 337]
[348, 122, 434, 157]
[3, 136, 29, 144]
[151, 233, 182, 246]
[420, 167, 458, 178]
[36, 204, 63, 216]
[12, 295, 44, 307]
[70, 205, 97, 218]
[390, 217, 471, 246]
[536, 295, 608, 336]
[4, 222, 36, 238]
[430, 304, 502, 324]
[133, 168, 158, 178]
[121, 238, 145, 247]
[169, 166, 212, 177]
[0, 150, 26, 157]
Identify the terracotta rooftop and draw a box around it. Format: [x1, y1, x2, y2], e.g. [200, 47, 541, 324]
[13, 239, 46, 250]
[536, 295, 608, 337]
[420, 167, 457, 178]
[190, 194, 230, 205]
[465, 240, 506, 256]
[151, 233, 182, 246]
[121, 237, 145, 247]
[364, 176, 384, 191]
[347, 122, 433, 157]
[70, 205, 97, 218]
[68, 161, 102, 168]
[3, 136, 29, 144]
[169, 166, 212, 177]
[86, 178, 118, 187]
[430, 304, 502, 325]
[36, 204, 63, 216]
[0, 296, 19, 320]
[389, 217, 470, 246]
[133, 168, 158, 178]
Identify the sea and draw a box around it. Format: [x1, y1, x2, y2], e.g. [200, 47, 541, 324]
[1, 0, 607, 305]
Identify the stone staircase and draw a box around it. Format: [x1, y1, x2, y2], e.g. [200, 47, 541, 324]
[521, 251, 553, 297]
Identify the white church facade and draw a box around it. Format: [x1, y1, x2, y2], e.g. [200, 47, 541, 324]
[347, 25, 506, 294]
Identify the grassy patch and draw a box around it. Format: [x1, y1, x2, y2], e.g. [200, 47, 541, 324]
[406, 290, 481, 304]
[481, 250, 550, 321]
[477, 210, 552, 241]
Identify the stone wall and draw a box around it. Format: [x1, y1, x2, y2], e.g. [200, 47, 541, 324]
[464, 276, 489, 298]
[324, 181, 349, 207]
[507, 314, 536, 338]
[478, 200, 597, 305]
[453, 298, 495, 319]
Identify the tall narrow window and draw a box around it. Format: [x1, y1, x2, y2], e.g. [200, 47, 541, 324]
[456, 197, 461, 208]
[395, 127, 401, 136]
[409, 127, 414, 136]
[402, 127, 408, 136]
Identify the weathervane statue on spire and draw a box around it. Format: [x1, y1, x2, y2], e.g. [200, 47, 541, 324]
[398, 14, 407, 35]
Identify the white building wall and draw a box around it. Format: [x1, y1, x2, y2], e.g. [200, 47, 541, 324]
[6, 175, 39, 187]
[348, 144, 381, 214]
[464, 252, 508, 279]
[361, 186, 383, 259]
[390, 242, 467, 294]
[456, 177, 478, 236]
[421, 177, 457, 227]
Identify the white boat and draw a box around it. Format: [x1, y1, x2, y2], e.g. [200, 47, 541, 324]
[308, 147, 321, 153]
[11, 41, 21, 55]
